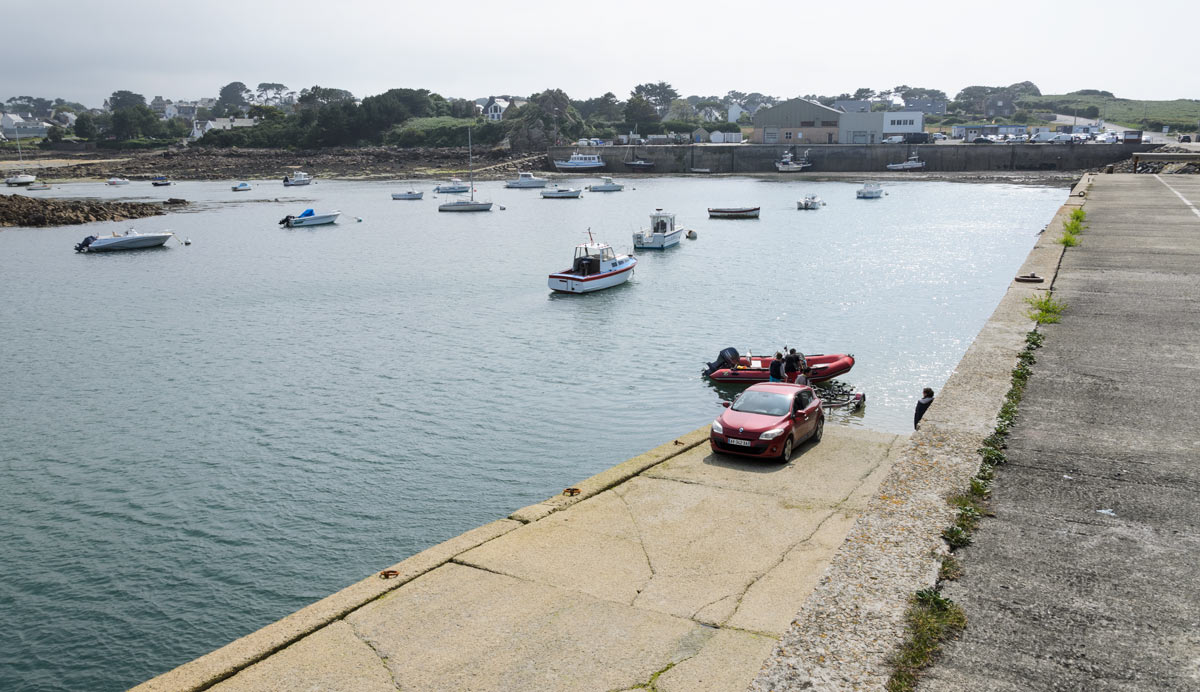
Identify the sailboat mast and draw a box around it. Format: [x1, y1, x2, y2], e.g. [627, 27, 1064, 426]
[468, 127, 474, 201]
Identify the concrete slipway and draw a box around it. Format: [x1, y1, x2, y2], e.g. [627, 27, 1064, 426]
[134, 177, 1088, 692]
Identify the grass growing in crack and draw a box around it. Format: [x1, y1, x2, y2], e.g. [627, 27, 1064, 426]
[1025, 292, 1066, 324]
[886, 590, 968, 692]
[938, 555, 963, 581]
[630, 662, 676, 690]
[1070, 208, 1086, 223]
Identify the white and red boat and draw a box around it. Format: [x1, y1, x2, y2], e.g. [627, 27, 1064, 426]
[702, 347, 855, 383]
[548, 232, 636, 294]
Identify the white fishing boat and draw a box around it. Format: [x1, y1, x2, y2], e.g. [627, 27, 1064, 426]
[106, 177, 130, 186]
[857, 182, 884, 199]
[438, 128, 493, 212]
[775, 149, 812, 172]
[541, 186, 582, 199]
[886, 154, 926, 171]
[74, 229, 175, 253]
[708, 207, 760, 219]
[548, 231, 637, 293]
[231, 181, 253, 192]
[588, 176, 624, 192]
[434, 178, 470, 194]
[505, 171, 548, 188]
[391, 190, 423, 200]
[282, 171, 312, 186]
[797, 194, 824, 210]
[553, 151, 605, 172]
[633, 209, 686, 249]
[278, 209, 341, 227]
[3, 128, 36, 186]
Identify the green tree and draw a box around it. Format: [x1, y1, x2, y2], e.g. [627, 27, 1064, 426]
[632, 81, 679, 116]
[297, 85, 356, 110]
[110, 104, 159, 140]
[73, 112, 97, 140]
[46, 125, 65, 142]
[256, 82, 288, 104]
[853, 87, 876, 100]
[248, 104, 286, 121]
[107, 90, 146, 111]
[624, 94, 659, 124]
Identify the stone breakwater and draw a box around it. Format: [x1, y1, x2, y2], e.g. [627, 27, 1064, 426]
[0, 194, 183, 227]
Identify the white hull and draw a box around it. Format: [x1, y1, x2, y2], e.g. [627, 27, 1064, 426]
[434, 184, 470, 194]
[232, 183, 252, 192]
[589, 183, 623, 192]
[106, 178, 130, 186]
[776, 162, 811, 172]
[438, 201, 492, 212]
[857, 188, 884, 199]
[283, 178, 311, 186]
[392, 192, 423, 199]
[548, 262, 635, 293]
[505, 180, 548, 188]
[633, 229, 683, 249]
[81, 232, 173, 252]
[541, 189, 582, 199]
[5, 173, 36, 186]
[797, 197, 823, 210]
[286, 212, 340, 227]
[885, 161, 925, 171]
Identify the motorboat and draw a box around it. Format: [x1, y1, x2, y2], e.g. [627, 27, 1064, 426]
[856, 182, 884, 199]
[151, 179, 173, 187]
[588, 176, 624, 192]
[106, 177, 130, 185]
[26, 182, 51, 190]
[282, 171, 312, 186]
[278, 208, 341, 227]
[231, 181, 253, 192]
[438, 128, 492, 212]
[775, 149, 812, 172]
[797, 195, 824, 210]
[541, 187, 582, 199]
[624, 158, 655, 171]
[75, 229, 175, 253]
[434, 178, 470, 194]
[505, 171, 548, 188]
[633, 209, 686, 249]
[5, 173, 36, 186]
[708, 207, 760, 219]
[702, 347, 855, 384]
[391, 190, 423, 200]
[548, 231, 637, 293]
[553, 151, 605, 172]
[886, 154, 926, 171]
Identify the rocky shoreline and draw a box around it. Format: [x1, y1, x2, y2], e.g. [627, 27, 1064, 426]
[0, 194, 185, 227]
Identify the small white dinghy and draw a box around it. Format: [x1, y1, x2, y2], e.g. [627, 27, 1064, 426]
[797, 194, 824, 210]
[541, 187, 582, 199]
[548, 231, 637, 293]
[588, 176, 624, 192]
[75, 228, 175, 252]
[392, 190, 423, 200]
[856, 182, 885, 199]
[279, 209, 341, 227]
[231, 181, 253, 192]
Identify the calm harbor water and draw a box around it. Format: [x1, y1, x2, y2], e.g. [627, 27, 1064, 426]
[0, 176, 1066, 691]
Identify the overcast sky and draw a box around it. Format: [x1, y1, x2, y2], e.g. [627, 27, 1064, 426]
[5, 0, 1197, 108]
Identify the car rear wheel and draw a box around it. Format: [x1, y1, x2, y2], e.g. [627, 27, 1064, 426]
[811, 416, 824, 444]
[778, 437, 793, 462]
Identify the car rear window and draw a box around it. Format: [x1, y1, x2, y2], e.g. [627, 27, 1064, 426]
[732, 391, 790, 416]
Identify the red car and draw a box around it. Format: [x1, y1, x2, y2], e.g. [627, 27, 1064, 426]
[710, 382, 824, 461]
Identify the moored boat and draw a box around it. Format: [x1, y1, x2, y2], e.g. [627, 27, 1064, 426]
[278, 209, 341, 227]
[553, 151, 605, 172]
[505, 172, 548, 188]
[391, 190, 423, 200]
[151, 179, 173, 187]
[541, 187, 582, 199]
[633, 209, 686, 249]
[708, 207, 760, 219]
[548, 231, 637, 293]
[702, 347, 855, 384]
[624, 158, 655, 171]
[434, 178, 470, 194]
[856, 182, 884, 199]
[282, 171, 312, 186]
[886, 154, 926, 171]
[588, 176, 624, 192]
[75, 229, 175, 253]
[775, 149, 812, 172]
[5, 173, 36, 186]
[437, 127, 492, 212]
[25, 182, 51, 190]
[231, 181, 253, 192]
[106, 177, 130, 186]
[797, 194, 824, 210]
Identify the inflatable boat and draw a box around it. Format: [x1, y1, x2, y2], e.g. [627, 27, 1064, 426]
[703, 347, 855, 384]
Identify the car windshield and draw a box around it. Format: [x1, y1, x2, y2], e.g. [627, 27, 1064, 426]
[731, 391, 791, 416]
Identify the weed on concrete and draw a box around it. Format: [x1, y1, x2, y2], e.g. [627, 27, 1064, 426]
[886, 590, 967, 692]
[1025, 292, 1066, 324]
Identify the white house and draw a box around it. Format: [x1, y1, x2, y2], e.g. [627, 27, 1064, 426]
[190, 117, 258, 139]
[728, 103, 753, 123]
[1, 112, 49, 138]
[481, 96, 526, 121]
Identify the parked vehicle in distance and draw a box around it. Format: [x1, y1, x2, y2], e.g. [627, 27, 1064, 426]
[931, 133, 947, 141]
[709, 382, 824, 461]
[971, 137, 993, 144]
[905, 132, 931, 144]
[1028, 132, 1060, 143]
[1179, 135, 1192, 143]
[882, 135, 905, 144]
[1048, 133, 1074, 143]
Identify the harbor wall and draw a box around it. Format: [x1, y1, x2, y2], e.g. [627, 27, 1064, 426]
[547, 143, 1155, 174]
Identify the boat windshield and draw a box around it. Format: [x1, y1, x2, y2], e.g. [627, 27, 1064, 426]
[731, 391, 791, 416]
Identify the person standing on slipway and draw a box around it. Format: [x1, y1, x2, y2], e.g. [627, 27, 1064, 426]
[914, 388, 935, 429]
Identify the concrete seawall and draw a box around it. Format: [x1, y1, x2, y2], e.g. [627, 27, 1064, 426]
[548, 143, 1154, 174]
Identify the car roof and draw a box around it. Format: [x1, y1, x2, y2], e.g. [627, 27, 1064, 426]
[745, 382, 811, 395]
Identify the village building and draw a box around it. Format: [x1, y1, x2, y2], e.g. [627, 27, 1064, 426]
[750, 99, 841, 145]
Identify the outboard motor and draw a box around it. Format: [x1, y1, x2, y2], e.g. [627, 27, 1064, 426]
[74, 235, 97, 253]
[703, 347, 740, 377]
[278, 215, 294, 227]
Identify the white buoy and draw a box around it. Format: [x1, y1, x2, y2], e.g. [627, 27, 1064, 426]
[184, 239, 192, 245]
[686, 230, 698, 240]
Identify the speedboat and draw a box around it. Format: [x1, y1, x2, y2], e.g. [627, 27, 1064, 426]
[541, 187, 582, 199]
[151, 180, 173, 187]
[797, 195, 824, 210]
[282, 171, 312, 186]
[231, 181, 253, 192]
[505, 171, 548, 188]
[392, 190, 423, 200]
[434, 178, 470, 194]
[588, 176, 624, 192]
[553, 151, 605, 172]
[106, 177, 130, 186]
[886, 154, 926, 171]
[279, 209, 340, 227]
[5, 173, 36, 186]
[548, 231, 636, 293]
[75, 229, 175, 253]
[702, 347, 855, 384]
[856, 182, 884, 199]
[775, 149, 812, 172]
[708, 207, 760, 219]
[633, 209, 686, 249]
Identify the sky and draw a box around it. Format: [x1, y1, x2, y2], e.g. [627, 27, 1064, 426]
[5, 0, 1197, 109]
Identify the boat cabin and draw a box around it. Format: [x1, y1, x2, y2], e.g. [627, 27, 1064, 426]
[572, 243, 615, 276]
[649, 209, 677, 236]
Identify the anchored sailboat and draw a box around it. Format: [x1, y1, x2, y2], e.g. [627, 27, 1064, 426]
[438, 127, 492, 212]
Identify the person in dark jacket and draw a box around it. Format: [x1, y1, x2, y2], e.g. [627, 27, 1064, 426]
[914, 388, 935, 429]
[783, 349, 800, 383]
[768, 352, 785, 382]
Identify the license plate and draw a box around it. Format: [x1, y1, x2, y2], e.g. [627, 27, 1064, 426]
[727, 438, 751, 447]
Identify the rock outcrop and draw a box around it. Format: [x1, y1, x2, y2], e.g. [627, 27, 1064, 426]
[0, 194, 179, 227]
